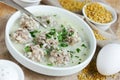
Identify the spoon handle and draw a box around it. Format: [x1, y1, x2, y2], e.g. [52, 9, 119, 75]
[0, 0, 47, 28]
[12, 0, 34, 16]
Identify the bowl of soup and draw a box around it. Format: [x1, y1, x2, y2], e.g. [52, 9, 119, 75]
[5, 5, 96, 76]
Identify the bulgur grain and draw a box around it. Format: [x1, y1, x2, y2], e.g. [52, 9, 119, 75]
[85, 2, 113, 23]
[59, 0, 91, 12]
[93, 30, 106, 40]
[78, 59, 106, 80]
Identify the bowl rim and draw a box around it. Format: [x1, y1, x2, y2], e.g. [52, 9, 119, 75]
[82, 2, 117, 26]
[5, 5, 96, 71]
[19, 0, 41, 3]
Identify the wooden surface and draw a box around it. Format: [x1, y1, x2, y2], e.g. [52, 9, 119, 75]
[0, 0, 120, 80]
[0, 2, 16, 17]
[106, 0, 120, 12]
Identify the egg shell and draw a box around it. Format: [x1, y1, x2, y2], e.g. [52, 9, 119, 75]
[96, 43, 120, 75]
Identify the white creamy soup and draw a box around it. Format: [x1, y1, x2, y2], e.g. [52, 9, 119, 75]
[10, 13, 90, 67]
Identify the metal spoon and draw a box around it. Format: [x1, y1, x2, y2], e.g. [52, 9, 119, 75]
[0, 0, 47, 28]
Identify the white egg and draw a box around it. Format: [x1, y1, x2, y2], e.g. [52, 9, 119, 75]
[96, 43, 120, 75]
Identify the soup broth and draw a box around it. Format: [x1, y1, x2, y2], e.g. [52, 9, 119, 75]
[10, 13, 90, 67]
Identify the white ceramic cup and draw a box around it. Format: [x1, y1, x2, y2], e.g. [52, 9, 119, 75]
[13, 0, 41, 7]
[82, 2, 117, 31]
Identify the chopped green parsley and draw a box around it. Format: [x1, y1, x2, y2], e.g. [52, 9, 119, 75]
[24, 46, 31, 52]
[76, 48, 81, 53]
[81, 44, 87, 48]
[30, 30, 39, 37]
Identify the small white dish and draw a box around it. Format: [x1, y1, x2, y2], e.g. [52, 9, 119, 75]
[13, 0, 41, 7]
[0, 60, 24, 80]
[82, 2, 117, 31]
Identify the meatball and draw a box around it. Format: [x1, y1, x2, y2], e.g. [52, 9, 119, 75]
[67, 27, 80, 45]
[26, 45, 44, 62]
[11, 28, 32, 43]
[20, 14, 39, 31]
[49, 50, 70, 65]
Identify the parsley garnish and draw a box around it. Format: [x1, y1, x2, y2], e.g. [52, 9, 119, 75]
[46, 20, 50, 24]
[59, 42, 68, 47]
[67, 50, 75, 54]
[76, 48, 81, 53]
[70, 53, 73, 58]
[47, 63, 53, 66]
[30, 30, 39, 37]
[49, 29, 56, 35]
[53, 14, 57, 17]
[46, 33, 52, 39]
[24, 46, 31, 52]
[81, 44, 87, 48]
[45, 46, 53, 55]
[78, 62, 81, 64]
[58, 26, 68, 43]
[46, 29, 56, 39]
[61, 24, 64, 28]
[75, 56, 79, 58]
[68, 31, 74, 36]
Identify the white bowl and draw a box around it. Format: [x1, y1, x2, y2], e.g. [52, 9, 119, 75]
[5, 5, 96, 76]
[0, 60, 24, 80]
[13, 0, 41, 7]
[82, 2, 117, 31]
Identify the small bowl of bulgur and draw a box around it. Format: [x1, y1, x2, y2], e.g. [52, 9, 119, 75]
[82, 2, 117, 30]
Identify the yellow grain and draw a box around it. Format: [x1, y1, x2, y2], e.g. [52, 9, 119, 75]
[85, 2, 113, 23]
[59, 0, 91, 12]
[93, 30, 106, 40]
[78, 59, 106, 80]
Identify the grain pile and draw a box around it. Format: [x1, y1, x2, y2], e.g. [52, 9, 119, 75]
[78, 59, 106, 80]
[93, 30, 106, 40]
[59, 0, 91, 12]
[85, 2, 113, 23]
